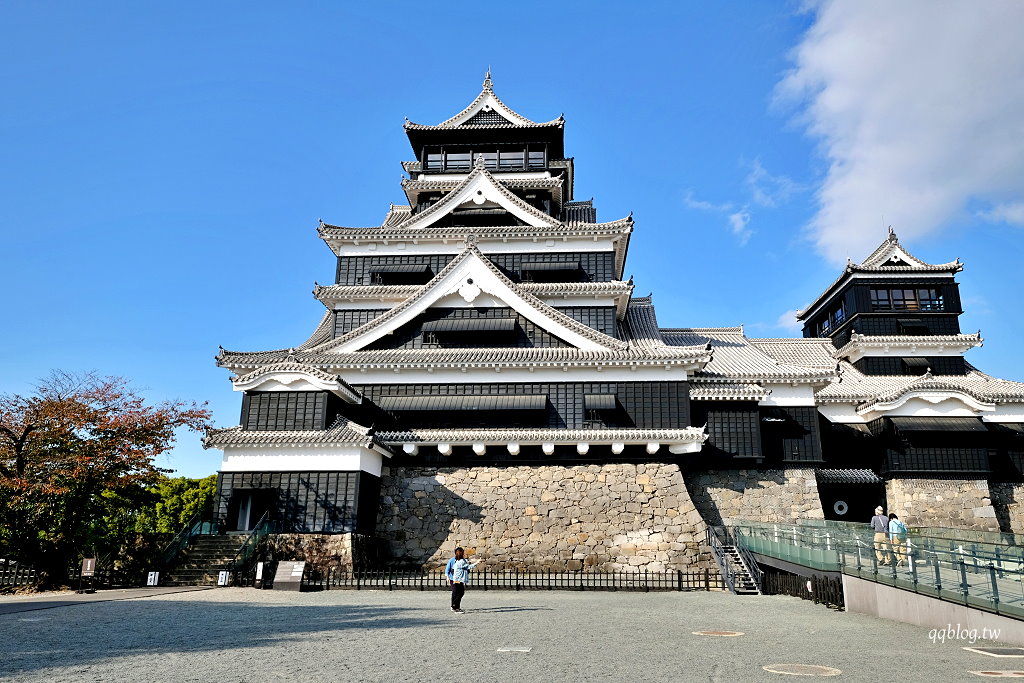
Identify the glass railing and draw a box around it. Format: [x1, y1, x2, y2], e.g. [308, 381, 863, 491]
[729, 519, 1024, 619]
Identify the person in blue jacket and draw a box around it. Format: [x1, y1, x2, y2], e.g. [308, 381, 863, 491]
[445, 547, 479, 613]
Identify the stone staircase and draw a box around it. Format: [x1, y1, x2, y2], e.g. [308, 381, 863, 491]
[720, 545, 761, 595]
[163, 535, 249, 586]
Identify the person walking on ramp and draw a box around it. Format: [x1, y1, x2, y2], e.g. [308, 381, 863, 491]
[445, 547, 479, 613]
[871, 506, 891, 566]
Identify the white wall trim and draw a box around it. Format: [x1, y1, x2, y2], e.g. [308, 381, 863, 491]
[219, 446, 386, 477]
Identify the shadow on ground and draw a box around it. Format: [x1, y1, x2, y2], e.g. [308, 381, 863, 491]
[0, 599, 444, 675]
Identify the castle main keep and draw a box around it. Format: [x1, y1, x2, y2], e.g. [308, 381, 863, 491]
[206, 75, 1024, 570]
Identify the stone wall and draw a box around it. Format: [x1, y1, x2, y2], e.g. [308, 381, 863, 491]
[886, 478, 998, 531]
[376, 463, 708, 571]
[990, 483, 1024, 534]
[684, 468, 825, 525]
[264, 534, 354, 573]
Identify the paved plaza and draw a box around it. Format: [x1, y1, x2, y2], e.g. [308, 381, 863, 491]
[1, 586, 1021, 681]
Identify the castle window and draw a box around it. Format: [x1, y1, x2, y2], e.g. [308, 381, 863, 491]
[901, 357, 931, 375]
[871, 288, 943, 311]
[817, 302, 846, 336]
[520, 261, 581, 283]
[420, 317, 519, 345]
[369, 263, 433, 285]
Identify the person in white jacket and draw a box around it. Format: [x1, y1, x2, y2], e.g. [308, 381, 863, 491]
[448, 547, 479, 613]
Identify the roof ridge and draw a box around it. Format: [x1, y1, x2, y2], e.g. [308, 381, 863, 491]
[404, 74, 563, 130]
[307, 244, 630, 354]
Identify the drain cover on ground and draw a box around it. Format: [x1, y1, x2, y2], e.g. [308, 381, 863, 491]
[966, 648, 1024, 658]
[496, 647, 531, 653]
[762, 664, 842, 677]
[969, 672, 1024, 678]
[692, 630, 745, 637]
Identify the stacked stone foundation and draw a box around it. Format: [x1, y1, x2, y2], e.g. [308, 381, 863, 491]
[887, 478, 999, 531]
[377, 463, 709, 572]
[685, 468, 825, 526]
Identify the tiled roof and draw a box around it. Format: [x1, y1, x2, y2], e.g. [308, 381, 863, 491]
[401, 176, 566, 218]
[204, 416, 386, 451]
[216, 292, 711, 373]
[402, 176, 564, 192]
[376, 426, 707, 446]
[403, 73, 563, 130]
[816, 469, 883, 485]
[661, 327, 837, 383]
[832, 332, 984, 360]
[815, 361, 1024, 409]
[382, 204, 413, 227]
[233, 362, 340, 386]
[798, 229, 962, 320]
[689, 383, 771, 401]
[297, 311, 335, 350]
[319, 217, 632, 237]
[857, 229, 961, 271]
[230, 362, 362, 402]
[386, 162, 559, 231]
[313, 280, 634, 304]
[314, 280, 634, 320]
[309, 244, 630, 353]
[747, 338, 839, 369]
[217, 345, 713, 372]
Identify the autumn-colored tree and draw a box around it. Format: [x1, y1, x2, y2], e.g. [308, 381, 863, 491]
[0, 371, 211, 588]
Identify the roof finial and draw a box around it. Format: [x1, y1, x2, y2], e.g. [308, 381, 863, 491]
[483, 68, 493, 91]
[887, 225, 898, 242]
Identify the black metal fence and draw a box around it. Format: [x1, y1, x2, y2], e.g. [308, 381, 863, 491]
[1, 561, 154, 591]
[292, 567, 726, 592]
[761, 571, 844, 610]
[0, 563, 38, 589]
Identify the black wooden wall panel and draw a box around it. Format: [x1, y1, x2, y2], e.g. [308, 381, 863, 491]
[853, 356, 967, 376]
[215, 471, 380, 533]
[759, 406, 823, 463]
[691, 401, 762, 458]
[356, 381, 690, 430]
[335, 252, 616, 286]
[335, 310, 388, 337]
[242, 392, 330, 431]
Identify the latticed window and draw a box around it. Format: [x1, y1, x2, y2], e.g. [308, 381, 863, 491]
[817, 302, 847, 336]
[870, 288, 943, 311]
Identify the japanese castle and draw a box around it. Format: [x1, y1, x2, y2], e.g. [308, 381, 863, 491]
[206, 74, 1024, 559]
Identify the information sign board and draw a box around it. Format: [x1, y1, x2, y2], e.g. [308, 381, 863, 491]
[272, 560, 306, 591]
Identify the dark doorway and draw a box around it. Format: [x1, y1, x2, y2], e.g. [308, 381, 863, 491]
[818, 484, 886, 522]
[226, 488, 278, 531]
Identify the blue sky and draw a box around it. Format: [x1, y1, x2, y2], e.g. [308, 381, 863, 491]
[2, 2, 1022, 478]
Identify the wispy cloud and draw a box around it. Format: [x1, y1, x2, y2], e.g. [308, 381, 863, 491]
[681, 189, 752, 245]
[778, 0, 1024, 264]
[682, 159, 803, 246]
[728, 210, 753, 245]
[775, 309, 803, 334]
[745, 159, 803, 208]
[681, 190, 732, 213]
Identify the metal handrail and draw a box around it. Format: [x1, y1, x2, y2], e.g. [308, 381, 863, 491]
[707, 526, 762, 593]
[229, 512, 275, 573]
[706, 527, 736, 593]
[722, 525, 764, 590]
[161, 511, 204, 567]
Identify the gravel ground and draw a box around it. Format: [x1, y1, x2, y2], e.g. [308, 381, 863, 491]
[0, 587, 1018, 682]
